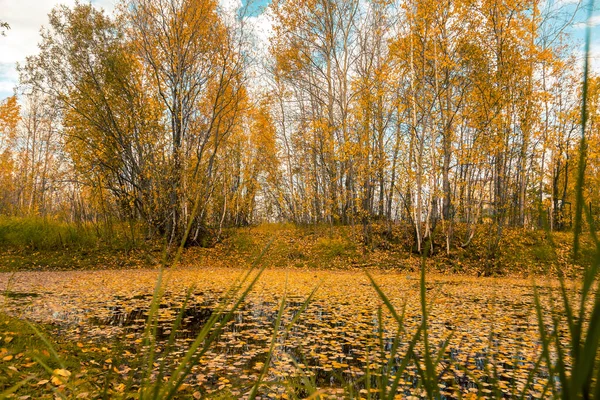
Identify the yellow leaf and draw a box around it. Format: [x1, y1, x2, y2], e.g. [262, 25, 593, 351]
[114, 383, 125, 392]
[51, 376, 64, 386]
[53, 369, 71, 377]
[178, 383, 190, 392]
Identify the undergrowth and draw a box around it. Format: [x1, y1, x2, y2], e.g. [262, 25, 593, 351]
[220, 223, 591, 276]
[0, 216, 150, 252]
[0, 217, 98, 251]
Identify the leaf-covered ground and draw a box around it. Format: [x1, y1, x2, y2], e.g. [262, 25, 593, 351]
[0, 265, 574, 399]
[0, 224, 591, 278]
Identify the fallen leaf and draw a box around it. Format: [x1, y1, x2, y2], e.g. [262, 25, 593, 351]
[53, 368, 72, 377]
[51, 376, 64, 386]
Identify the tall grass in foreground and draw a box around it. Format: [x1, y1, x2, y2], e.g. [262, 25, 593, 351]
[531, 1, 600, 398]
[332, 3, 600, 398]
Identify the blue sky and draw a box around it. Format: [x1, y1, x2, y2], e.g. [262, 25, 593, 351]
[246, 0, 270, 16]
[0, 0, 598, 100]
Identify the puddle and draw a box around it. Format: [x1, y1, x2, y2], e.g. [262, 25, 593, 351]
[83, 294, 544, 397]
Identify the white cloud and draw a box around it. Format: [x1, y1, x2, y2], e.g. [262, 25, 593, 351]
[590, 40, 600, 74]
[219, 0, 243, 25]
[247, 9, 273, 51]
[571, 39, 600, 76]
[574, 14, 600, 29]
[0, 64, 17, 96]
[220, 0, 242, 12]
[91, 0, 118, 11]
[244, 8, 274, 92]
[0, 0, 115, 99]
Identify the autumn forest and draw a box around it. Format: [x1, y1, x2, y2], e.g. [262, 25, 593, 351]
[1, 0, 600, 398]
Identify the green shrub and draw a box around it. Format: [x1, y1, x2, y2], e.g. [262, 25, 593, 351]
[531, 242, 557, 263]
[229, 230, 255, 252]
[315, 236, 356, 259]
[0, 216, 98, 250]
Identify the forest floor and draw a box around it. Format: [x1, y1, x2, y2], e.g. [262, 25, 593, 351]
[0, 224, 590, 398]
[0, 223, 592, 277]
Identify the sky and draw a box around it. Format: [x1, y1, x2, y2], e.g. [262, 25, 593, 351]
[0, 0, 598, 100]
[0, 0, 118, 98]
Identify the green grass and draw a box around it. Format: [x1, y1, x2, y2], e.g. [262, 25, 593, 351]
[0, 216, 98, 251]
[0, 214, 594, 276]
[315, 236, 357, 260]
[220, 222, 593, 276]
[0, 216, 153, 253]
[0, 217, 164, 272]
[0, 247, 159, 272]
[229, 230, 256, 253]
